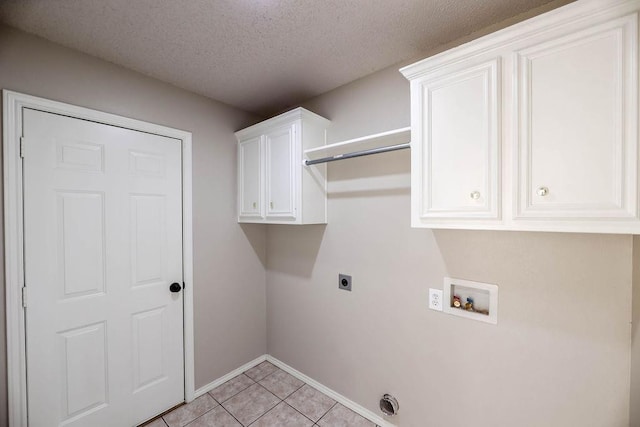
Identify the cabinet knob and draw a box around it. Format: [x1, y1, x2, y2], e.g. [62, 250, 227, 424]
[536, 187, 549, 197]
[252, 202, 257, 209]
[270, 201, 273, 209]
[470, 191, 481, 200]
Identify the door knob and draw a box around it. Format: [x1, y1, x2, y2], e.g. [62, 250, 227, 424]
[537, 187, 549, 197]
[169, 282, 182, 293]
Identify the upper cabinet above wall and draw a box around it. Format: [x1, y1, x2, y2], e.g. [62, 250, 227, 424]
[235, 108, 330, 224]
[401, 0, 640, 234]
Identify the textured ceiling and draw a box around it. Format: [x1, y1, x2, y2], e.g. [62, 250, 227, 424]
[0, 0, 561, 116]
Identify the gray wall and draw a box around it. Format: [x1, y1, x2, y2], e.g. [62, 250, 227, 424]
[0, 24, 267, 426]
[265, 6, 634, 426]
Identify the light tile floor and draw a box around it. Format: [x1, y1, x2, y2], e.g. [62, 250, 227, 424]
[142, 361, 379, 427]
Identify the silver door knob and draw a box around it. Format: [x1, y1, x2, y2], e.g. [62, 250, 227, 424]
[537, 187, 549, 196]
[470, 191, 481, 200]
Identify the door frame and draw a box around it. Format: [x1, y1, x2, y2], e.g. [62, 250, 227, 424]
[3, 90, 196, 427]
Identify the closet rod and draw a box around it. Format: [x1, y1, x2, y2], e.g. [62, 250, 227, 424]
[304, 142, 410, 166]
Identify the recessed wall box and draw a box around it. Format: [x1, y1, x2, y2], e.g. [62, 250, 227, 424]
[443, 277, 498, 324]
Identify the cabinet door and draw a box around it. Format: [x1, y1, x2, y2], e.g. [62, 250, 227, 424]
[413, 58, 500, 222]
[238, 137, 263, 221]
[265, 124, 296, 220]
[514, 14, 638, 220]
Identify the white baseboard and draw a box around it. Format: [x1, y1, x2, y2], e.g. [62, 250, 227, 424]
[193, 354, 266, 399]
[266, 355, 395, 427]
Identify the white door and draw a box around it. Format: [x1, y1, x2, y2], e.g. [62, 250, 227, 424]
[413, 58, 500, 221]
[23, 109, 184, 426]
[238, 137, 263, 221]
[265, 124, 296, 221]
[514, 16, 638, 220]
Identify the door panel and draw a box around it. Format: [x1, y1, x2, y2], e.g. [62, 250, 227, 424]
[59, 322, 108, 420]
[131, 195, 165, 286]
[265, 125, 296, 220]
[515, 15, 638, 219]
[23, 108, 184, 427]
[57, 191, 105, 298]
[132, 307, 167, 392]
[416, 58, 500, 220]
[238, 137, 262, 220]
[56, 140, 104, 172]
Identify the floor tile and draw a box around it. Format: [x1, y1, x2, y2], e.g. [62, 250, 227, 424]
[185, 405, 242, 427]
[317, 403, 376, 427]
[258, 369, 304, 399]
[222, 383, 280, 425]
[250, 402, 314, 427]
[209, 374, 255, 403]
[244, 361, 279, 381]
[142, 418, 168, 427]
[284, 384, 335, 422]
[164, 394, 218, 427]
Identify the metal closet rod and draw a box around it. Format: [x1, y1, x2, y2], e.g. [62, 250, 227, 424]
[304, 142, 411, 166]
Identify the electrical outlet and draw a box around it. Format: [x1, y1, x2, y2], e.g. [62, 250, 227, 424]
[429, 288, 443, 311]
[339, 274, 352, 291]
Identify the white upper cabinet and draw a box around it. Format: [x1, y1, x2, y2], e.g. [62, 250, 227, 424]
[401, 0, 640, 234]
[235, 108, 329, 224]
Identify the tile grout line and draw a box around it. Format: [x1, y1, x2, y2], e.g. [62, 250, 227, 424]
[221, 381, 280, 426]
[180, 403, 219, 427]
[316, 401, 339, 426]
[242, 382, 281, 426]
[207, 364, 277, 427]
[279, 381, 306, 401]
[251, 368, 313, 425]
[220, 402, 247, 427]
[211, 391, 225, 405]
[245, 399, 284, 427]
[231, 366, 312, 426]
[284, 384, 339, 425]
[164, 393, 222, 427]
[255, 380, 280, 397]
[277, 381, 317, 424]
[207, 374, 256, 405]
[283, 401, 318, 425]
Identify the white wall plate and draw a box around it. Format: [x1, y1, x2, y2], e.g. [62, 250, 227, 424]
[443, 277, 498, 324]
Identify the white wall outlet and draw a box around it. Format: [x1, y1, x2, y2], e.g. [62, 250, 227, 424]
[429, 288, 443, 311]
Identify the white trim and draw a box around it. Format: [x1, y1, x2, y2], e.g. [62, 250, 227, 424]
[193, 355, 267, 398]
[2, 90, 196, 425]
[399, 0, 640, 79]
[266, 355, 396, 427]
[3, 91, 28, 427]
[234, 107, 330, 140]
[182, 131, 195, 403]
